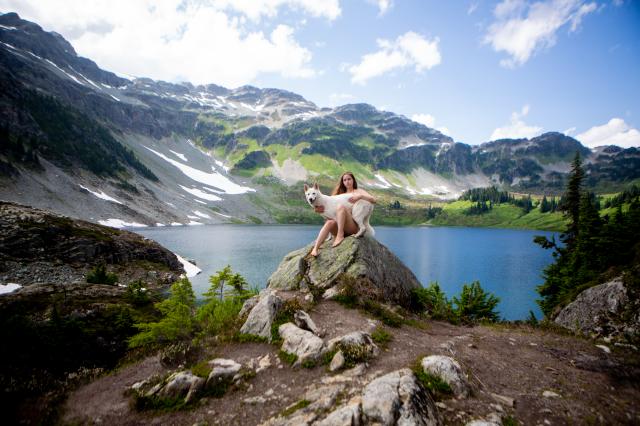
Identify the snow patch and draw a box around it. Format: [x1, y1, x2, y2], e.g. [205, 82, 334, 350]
[0, 283, 21, 295]
[194, 199, 207, 205]
[374, 174, 392, 189]
[170, 222, 183, 226]
[98, 219, 148, 228]
[212, 211, 233, 219]
[169, 149, 187, 161]
[179, 185, 222, 201]
[187, 221, 204, 226]
[110, 94, 121, 102]
[79, 185, 123, 204]
[0, 25, 18, 30]
[193, 210, 212, 219]
[155, 223, 165, 227]
[145, 146, 254, 194]
[175, 254, 201, 277]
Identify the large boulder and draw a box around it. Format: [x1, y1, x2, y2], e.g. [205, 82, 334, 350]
[279, 323, 326, 366]
[555, 278, 639, 339]
[267, 237, 422, 308]
[240, 290, 283, 342]
[327, 331, 380, 365]
[361, 368, 440, 425]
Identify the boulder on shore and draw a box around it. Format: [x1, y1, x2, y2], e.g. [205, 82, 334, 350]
[266, 236, 422, 308]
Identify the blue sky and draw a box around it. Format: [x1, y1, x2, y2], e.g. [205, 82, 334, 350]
[2, 0, 639, 147]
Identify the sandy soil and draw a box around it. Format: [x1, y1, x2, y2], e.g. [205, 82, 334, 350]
[62, 301, 640, 425]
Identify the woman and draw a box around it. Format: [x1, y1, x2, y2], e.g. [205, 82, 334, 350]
[310, 171, 377, 257]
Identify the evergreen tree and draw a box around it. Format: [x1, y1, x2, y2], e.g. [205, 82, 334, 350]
[563, 152, 584, 247]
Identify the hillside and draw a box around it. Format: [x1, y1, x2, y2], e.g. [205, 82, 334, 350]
[1, 12, 639, 229]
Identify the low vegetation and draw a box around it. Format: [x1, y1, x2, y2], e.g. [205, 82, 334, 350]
[86, 263, 118, 285]
[410, 281, 501, 324]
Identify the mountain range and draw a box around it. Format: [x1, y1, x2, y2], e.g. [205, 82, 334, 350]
[0, 12, 638, 227]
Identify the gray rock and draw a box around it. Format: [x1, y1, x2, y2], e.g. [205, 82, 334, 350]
[329, 350, 345, 372]
[240, 290, 283, 342]
[420, 355, 471, 398]
[294, 310, 321, 336]
[206, 358, 242, 388]
[267, 237, 422, 308]
[239, 295, 260, 318]
[315, 397, 362, 426]
[328, 331, 380, 363]
[159, 371, 204, 403]
[361, 368, 440, 425]
[555, 278, 630, 336]
[279, 323, 326, 365]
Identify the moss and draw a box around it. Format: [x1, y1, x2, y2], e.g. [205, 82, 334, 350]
[190, 360, 211, 379]
[362, 300, 403, 327]
[281, 399, 311, 417]
[411, 359, 453, 401]
[270, 299, 303, 343]
[301, 359, 317, 369]
[278, 350, 298, 366]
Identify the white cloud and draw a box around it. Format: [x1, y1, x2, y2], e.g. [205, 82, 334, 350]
[576, 118, 640, 148]
[563, 126, 576, 135]
[349, 31, 441, 84]
[467, 2, 479, 15]
[367, 0, 393, 16]
[490, 105, 543, 140]
[411, 113, 450, 136]
[484, 0, 597, 67]
[0, 0, 321, 87]
[208, 0, 341, 21]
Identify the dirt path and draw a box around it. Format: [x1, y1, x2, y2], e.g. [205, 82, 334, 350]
[62, 301, 640, 425]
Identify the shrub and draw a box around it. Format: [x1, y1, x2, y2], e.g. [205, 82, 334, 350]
[197, 267, 257, 339]
[453, 281, 500, 323]
[410, 282, 454, 320]
[86, 263, 118, 285]
[128, 277, 196, 348]
[124, 280, 151, 306]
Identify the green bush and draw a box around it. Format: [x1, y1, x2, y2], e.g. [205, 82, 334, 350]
[86, 263, 118, 285]
[128, 277, 196, 348]
[453, 281, 500, 323]
[412, 360, 453, 401]
[410, 282, 454, 320]
[124, 280, 151, 306]
[197, 266, 257, 339]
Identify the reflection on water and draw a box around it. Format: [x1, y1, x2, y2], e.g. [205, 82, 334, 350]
[136, 225, 556, 320]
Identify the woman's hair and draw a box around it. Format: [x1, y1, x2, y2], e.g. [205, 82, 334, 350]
[332, 171, 358, 195]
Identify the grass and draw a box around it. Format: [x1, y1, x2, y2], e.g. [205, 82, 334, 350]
[232, 332, 269, 343]
[190, 360, 211, 378]
[411, 359, 453, 401]
[371, 326, 393, 348]
[278, 350, 298, 366]
[281, 399, 311, 417]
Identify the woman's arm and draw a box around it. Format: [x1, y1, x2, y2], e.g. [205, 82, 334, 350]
[350, 189, 376, 204]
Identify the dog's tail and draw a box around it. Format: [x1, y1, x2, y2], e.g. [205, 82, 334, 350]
[365, 216, 375, 238]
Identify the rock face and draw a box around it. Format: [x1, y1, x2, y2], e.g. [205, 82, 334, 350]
[420, 355, 471, 398]
[361, 368, 440, 425]
[555, 278, 639, 339]
[239, 290, 283, 342]
[267, 237, 422, 308]
[0, 201, 184, 287]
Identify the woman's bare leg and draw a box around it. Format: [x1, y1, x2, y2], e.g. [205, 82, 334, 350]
[332, 205, 358, 247]
[311, 220, 336, 256]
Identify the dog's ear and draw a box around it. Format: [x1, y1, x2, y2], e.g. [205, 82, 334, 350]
[313, 182, 319, 190]
[304, 184, 309, 192]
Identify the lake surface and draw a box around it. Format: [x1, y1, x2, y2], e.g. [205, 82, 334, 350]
[136, 225, 556, 320]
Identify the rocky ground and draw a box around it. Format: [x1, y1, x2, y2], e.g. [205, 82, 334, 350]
[62, 299, 640, 425]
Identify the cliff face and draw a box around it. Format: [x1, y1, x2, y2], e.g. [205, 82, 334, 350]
[0, 201, 183, 287]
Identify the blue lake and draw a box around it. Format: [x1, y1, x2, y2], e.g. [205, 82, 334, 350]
[136, 225, 556, 320]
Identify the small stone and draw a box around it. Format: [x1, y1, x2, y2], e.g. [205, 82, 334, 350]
[329, 350, 345, 372]
[542, 390, 561, 398]
[595, 344, 611, 354]
[490, 393, 515, 408]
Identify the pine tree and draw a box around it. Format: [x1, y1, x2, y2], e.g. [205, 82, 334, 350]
[563, 152, 584, 247]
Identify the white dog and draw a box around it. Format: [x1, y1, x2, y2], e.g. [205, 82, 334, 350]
[304, 183, 375, 238]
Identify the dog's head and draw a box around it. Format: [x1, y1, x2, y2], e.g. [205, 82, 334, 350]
[303, 183, 321, 206]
